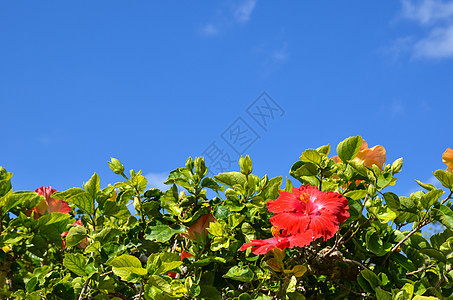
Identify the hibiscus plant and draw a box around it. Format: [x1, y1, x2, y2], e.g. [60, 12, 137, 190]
[1, 135, 453, 299]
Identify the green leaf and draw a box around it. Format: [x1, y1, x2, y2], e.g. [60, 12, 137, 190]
[4, 191, 41, 214]
[316, 144, 331, 155]
[102, 201, 131, 219]
[399, 196, 418, 214]
[300, 149, 323, 165]
[434, 169, 453, 190]
[415, 180, 436, 191]
[420, 188, 444, 209]
[366, 228, 384, 255]
[164, 168, 192, 190]
[83, 173, 100, 200]
[261, 176, 282, 200]
[199, 285, 221, 300]
[37, 212, 71, 228]
[383, 192, 400, 211]
[94, 228, 123, 244]
[223, 265, 254, 282]
[430, 204, 453, 230]
[349, 160, 368, 177]
[360, 269, 381, 289]
[419, 248, 446, 263]
[145, 224, 186, 242]
[337, 135, 363, 162]
[109, 254, 147, 282]
[146, 252, 183, 275]
[390, 253, 416, 272]
[215, 172, 247, 189]
[228, 213, 245, 229]
[192, 256, 226, 267]
[344, 190, 367, 200]
[148, 275, 172, 294]
[201, 177, 225, 192]
[377, 173, 392, 188]
[160, 185, 182, 217]
[65, 226, 88, 248]
[53, 188, 94, 215]
[63, 253, 90, 277]
[375, 288, 392, 300]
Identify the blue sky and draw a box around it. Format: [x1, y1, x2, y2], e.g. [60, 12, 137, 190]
[1, 1, 453, 198]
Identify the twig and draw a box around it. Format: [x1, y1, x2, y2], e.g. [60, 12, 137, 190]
[434, 264, 453, 290]
[325, 195, 369, 257]
[78, 277, 90, 300]
[333, 280, 372, 298]
[342, 258, 369, 270]
[381, 219, 430, 266]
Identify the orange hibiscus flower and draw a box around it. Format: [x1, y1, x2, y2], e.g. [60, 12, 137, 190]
[28, 186, 71, 219]
[181, 213, 216, 240]
[442, 148, 453, 173]
[332, 140, 386, 169]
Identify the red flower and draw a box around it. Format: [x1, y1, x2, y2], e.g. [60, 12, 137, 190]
[239, 229, 318, 255]
[28, 186, 71, 219]
[239, 235, 290, 255]
[181, 250, 194, 261]
[181, 213, 216, 240]
[267, 185, 349, 241]
[61, 220, 89, 249]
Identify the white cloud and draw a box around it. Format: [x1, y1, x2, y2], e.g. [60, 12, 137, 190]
[233, 0, 256, 23]
[272, 42, 290, 62]
[201, 24, 219, 36]
[413, 24, 453, 58]
[401, 0, 453, 25]
[145, 172, 169, 191]
[200, 0, 257, 37]
[395, 0, 453, 59]
[389, 101, 406, 116]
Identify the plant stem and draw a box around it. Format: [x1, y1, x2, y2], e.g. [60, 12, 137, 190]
[381, 219, 430, 266]
[78, 277, 90, 300]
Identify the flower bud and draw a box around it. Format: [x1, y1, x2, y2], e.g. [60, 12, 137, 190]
[239, 155, 253, 175]
[194, 157, 207, 177]
[109, 158, 124, 175]
[185, 157, 194, 171]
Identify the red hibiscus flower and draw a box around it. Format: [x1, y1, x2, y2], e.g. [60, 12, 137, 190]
[181, 213, 216, 240]
[28, 186, 71, 219]
[61, 220, 89, 249]
[239, 229, 318, 255]
[239, 235, 290, 255]
[267, 185, 349, 241]
[181, 250, 194, 261]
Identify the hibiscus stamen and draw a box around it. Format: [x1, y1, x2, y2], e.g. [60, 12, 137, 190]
[299, 192, 310, 203]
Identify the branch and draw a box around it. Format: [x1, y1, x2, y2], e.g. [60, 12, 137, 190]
[333, 280, 372, 298]
[434, 264, 453, 290]
[342, 258, 369, 270]
[381, 219, 430, 266]
[78, 277, 90, 300]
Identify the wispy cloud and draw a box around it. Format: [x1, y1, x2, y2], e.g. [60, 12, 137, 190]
[272, 42, 290, 63]
[413, 24, 453, 58]
[145, 172, 169, 191]
[393, 0, 453, 59]
[401, 0, 453, 25]
[199, 0, 257, 37]
[200, 24, 219, 37]
[233, 0, 256, 23]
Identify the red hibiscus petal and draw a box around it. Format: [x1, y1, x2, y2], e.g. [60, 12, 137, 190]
[269, 212, 310, 236]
